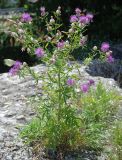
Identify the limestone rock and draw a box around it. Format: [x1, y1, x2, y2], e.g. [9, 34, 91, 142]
[0, 63, 122, 159]
[112, 43, 122, 59]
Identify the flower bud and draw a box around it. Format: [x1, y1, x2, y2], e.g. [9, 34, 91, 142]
[80, 36, 87, 46]
[56, 9, 61, 15]
[30, 37, 34, 41]
[50, 16, 55, 24]
[58, 6, 61, 10]
[47, 25, 52, 31]
[34, 39, 38, 43]
[21, 47, 25, 52]
[93, 46, 97, 51]
[11, 32, 18, 37]
[67, 78, 75, 86]
[18, 22, 23, 26]
[29, 21, 32, 24]
[13, 24, 18, 27]
[80, 33, 83, 37]
[71, 22, 75, 27]
[69, 28, 74, 33]
[65, 40, 69, 47]
[50, 58, 56, 64]
[56, 30, 61, 37]
[18, 29, 24, 34]
[40, 6, 46, 16]
[46, 36, 52, 42]
[109, 50, 113, 54]
[27, 48, 31, 53]
[78, 23, 82, 27]
[106, 50, 112, 57]
[23, 62, 27, 67]
[54, 50, 58, 54]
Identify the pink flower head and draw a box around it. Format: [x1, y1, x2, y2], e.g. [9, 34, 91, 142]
[35, 47, 45, 57]
[21, 13, 32, 22]
[70, 15, 78, 23]
[107, 55, 114, 63]
[80, 84, 89, 93]
[57, 40, 65, 49]
[79, 16, 89, 24]
[88, 79, 95, 86]
[101, 42, 110, 52]
[75, 8, 81, 17]
[86, 13, 93, 22]
[9, 61, 22, 76]
[67, 78, 75, 86]
[40, 6, 46, 16]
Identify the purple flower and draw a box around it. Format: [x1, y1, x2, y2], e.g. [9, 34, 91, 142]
[40, 7, 46, 16]
[88, 79, 95, 86]
[21, 13, 32, 22]
[9, 61, 22, 76]
[75, 8, 81, 17]
[80, 84, 89, 93]
[67, 78, 75, 86]
[86, 13, 93, 22]
[70, 15, 78, 23]
[101, 42, 110, 52]
[57, 40, 65, 49]
[79, 16, 89, 24]
[35, 48, 45, 57]
[107, 55, 114, 63]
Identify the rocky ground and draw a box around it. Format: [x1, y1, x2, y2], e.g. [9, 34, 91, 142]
[0, 61, 122, 160]
[0, 65, 44, 160]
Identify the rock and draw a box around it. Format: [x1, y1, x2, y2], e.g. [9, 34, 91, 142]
[112, 43, 122, 59]
[16, 115, 26, 121]
[5, 111, 16, 118]
[86, 59, 122, 87]
[0, 63, 122, 159]
[29, 112, 35, 116]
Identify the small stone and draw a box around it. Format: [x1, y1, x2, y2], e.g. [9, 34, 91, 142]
[29, 112, 35, 116]
[16, 115, 27, 123]
[5, 112, 16, 118]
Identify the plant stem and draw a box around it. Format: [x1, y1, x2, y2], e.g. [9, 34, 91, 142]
[58, 67, 61, 121]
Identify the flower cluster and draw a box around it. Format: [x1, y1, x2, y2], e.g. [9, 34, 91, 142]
[70, 8, 93, 25]
[35, 47, 45, 58]
[100, 42, 114, 63]
[67, 78, 75, 86]
[21, 13, 32, 22]
[67, 78, 95, 93]
[57, 40, 65, 49]
[9, 61, 22, 76]
[80, 79, 95, 93]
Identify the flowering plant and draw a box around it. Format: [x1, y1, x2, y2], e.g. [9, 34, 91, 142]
[8, 6, 119, 159]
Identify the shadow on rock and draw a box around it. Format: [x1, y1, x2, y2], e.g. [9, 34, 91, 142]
[86, 60, 122, 88]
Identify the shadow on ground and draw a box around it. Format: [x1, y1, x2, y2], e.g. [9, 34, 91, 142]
[86, 60, 122, 88]
[0, 46, 37, 74]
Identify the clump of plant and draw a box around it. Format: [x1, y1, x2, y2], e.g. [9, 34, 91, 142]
[105, 121, 122, 160]
[8, 6, 120, 159]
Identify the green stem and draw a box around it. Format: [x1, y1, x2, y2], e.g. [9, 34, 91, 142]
[58, 68, 61, 121]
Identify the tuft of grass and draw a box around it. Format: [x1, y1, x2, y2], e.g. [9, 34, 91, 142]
[20, 83, 121, 157]
[106, 120, 122, 160]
